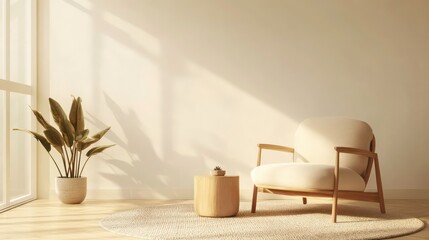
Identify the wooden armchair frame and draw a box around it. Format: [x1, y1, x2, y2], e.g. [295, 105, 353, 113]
[251, 138, 386, 223]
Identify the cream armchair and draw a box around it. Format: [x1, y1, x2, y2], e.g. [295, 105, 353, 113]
[250, 117, 385, 223]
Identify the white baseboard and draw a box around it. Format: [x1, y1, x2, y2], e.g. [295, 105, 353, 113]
[47, 188, 429, 200]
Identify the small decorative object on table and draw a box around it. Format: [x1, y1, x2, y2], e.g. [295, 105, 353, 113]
[210, 166, 226, 176]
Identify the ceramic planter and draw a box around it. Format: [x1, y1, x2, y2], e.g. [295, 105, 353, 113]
[55, 177, 87, 204]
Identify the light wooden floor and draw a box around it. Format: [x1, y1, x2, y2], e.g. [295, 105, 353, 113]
[0, 199, 427, 239]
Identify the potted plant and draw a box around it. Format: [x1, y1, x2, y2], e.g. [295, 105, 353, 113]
[14, 97, 114, 204]
[210, 166, 226, 176]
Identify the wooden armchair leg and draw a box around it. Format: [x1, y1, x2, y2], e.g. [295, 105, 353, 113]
[379, 199, 386, 213]
[251, 185, 258, 213]
[374, 155, 386, 214]
[331, 195, 338, 223]
[302, 197, 307, 205]
[332, 152, 340, 223]
[377, 185, 386, 213]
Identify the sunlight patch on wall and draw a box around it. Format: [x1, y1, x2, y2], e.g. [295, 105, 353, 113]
[166, 60, 298, 167]
[103, 11, 161, 57]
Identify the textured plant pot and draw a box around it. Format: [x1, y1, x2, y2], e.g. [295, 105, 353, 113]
[210, 170, 226, 176]
[55, 177, 87, 204]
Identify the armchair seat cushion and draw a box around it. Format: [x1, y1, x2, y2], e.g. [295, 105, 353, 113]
[251, 163, 366, 191]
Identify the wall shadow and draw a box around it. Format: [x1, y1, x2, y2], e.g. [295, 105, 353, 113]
[85, 94, 207, 198]
[59, 1, 380, 197]
[81, 0, 400, 121]
[59, 0, 429, 195]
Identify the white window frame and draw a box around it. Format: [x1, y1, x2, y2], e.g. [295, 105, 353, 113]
[0, 0, 37, 212]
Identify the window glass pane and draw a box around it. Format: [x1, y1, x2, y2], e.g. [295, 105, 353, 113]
[0, 1, 5, 80]
[0, 0, 34, 212]
[10, 0, 30, 84]
[9, 92, 31, 200]
[0, 91, 4, 204]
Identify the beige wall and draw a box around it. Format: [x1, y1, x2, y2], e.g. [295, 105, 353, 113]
[37, 0, 429, 199]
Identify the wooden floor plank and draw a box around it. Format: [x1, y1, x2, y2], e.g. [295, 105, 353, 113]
[0, 199, 427, 239]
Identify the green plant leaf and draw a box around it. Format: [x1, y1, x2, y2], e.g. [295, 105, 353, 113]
[91, 127, 111, 140]
[13, 128, 51, 152]
[69, 96, 85, 136]
[44, 127, 65, 155]
[30, 107, 52, 129]
[77, 127, 111, 151]
[86, 144, 115, 157]
[76, 137, 98, 151]
[44, 127, 65, 147]
[76, 129, 89, 141]
[69, 97, 78, 130]
[49, 98, 75, 147]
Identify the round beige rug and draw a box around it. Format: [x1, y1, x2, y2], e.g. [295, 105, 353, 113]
[100, 201, 424, 239]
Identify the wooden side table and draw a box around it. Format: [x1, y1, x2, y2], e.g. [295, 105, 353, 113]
[194, 176, 239, 217]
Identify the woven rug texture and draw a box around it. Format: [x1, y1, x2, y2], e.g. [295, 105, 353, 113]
[100, 201, 424, 240]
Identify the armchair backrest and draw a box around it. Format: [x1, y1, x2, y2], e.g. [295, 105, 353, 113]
[294, 117, 374, 175]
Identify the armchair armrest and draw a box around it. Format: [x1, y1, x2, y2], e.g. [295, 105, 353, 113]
[334, 147, 380, 196]
[258, 144, 294, 153]
[335, 146, 377, 159]
[255, 144, 294, 167]
[335, 146, 379, 184]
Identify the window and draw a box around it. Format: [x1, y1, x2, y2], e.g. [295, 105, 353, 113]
[0, 0, 36, 212]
